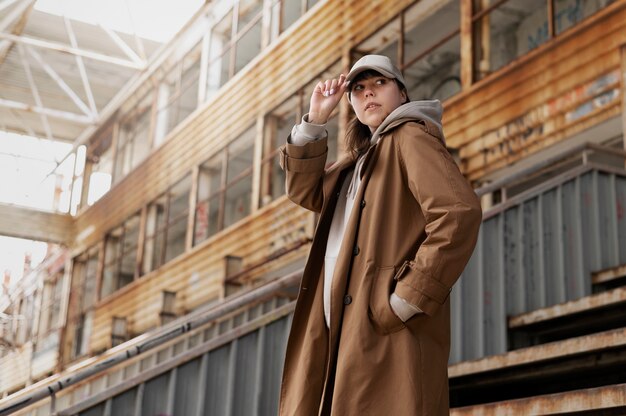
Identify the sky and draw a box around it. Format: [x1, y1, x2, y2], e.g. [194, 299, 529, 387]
[34, 0, 204, 42]
[0, 0, 204, 289]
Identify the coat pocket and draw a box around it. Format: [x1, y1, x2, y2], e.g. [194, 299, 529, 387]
[368, 265, 406, 335]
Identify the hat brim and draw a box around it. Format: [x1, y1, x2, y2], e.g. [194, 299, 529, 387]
[345, 65, 398, 83]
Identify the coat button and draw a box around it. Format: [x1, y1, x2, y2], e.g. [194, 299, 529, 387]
[343, 295, 352, 305]
[360, 200, 366, 208]
[353, 245, 360, 256]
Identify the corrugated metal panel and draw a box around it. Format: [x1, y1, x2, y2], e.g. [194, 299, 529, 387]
[450, 165, 626, 363]
[65, 313, 292, 416]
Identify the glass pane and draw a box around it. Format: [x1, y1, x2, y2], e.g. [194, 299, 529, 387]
[224, 174, 252, 229]
[224, 125, 253, 227]
[83, 253, 99, 309]
[119, 249, 135, 289]
[227, 127, 255, 183]
[554, 0, 616, 35]
[165, 217, 188, 262]
[238, 0, 263, 26]
[100, 267, 116, 298]
[122, 214, 140, 254]
[104, 232, 121, 265]
[210, 10, 233, 87]
[235, 18, 262, 74]
[152, 231, 165, 271]
[196, 155, 223, 244]
[115, 92, 154, 182]
[281, 0, 301, 33]
[130, 110, 152, 168]
[168, 175, 191, 222]
[194, 196, 220, 244]
[214, 10, 233, 51]
[166, 45, 201, 134]
[146, 198, 166, 239]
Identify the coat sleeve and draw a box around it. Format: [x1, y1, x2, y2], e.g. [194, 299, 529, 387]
[278, 135, 328, 213]
[391, 122, 482, 316]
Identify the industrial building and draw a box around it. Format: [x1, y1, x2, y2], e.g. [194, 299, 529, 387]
[1, 0, 625, 414]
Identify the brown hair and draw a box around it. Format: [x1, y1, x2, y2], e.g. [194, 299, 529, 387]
[344, 70, 409, 158]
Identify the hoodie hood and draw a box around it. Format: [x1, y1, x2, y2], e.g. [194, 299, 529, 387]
[345, 99, 444, 199]
[371, 99, 444, 145]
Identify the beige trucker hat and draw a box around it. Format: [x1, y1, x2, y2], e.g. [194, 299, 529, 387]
[345, 54, 406, 87]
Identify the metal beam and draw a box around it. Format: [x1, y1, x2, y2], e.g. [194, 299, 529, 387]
[0, 0, 35, 66]
[0, 32, 146, 69]
[44, 0, 218, 179]
[123, 0, 147, 61]
[0, 97, 94, 124]
[17, 42, 54, 141]
[0, 0, 34, 31]
[26, 46, 93, 117]
[99, 24, 144, 66]
[63, 16, 98, 116]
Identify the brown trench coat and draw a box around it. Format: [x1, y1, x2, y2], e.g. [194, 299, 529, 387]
[278, 120, 482, 415]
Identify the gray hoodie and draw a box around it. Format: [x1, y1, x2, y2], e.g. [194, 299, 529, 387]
[288, 99, 444, 328]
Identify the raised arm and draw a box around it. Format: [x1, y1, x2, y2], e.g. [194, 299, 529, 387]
[279, 74, 348, 212]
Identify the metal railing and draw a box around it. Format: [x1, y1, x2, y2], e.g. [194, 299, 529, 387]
[0, 272, 300, 416]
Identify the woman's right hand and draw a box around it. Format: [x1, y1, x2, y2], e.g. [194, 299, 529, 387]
[308, 74, 349, 125]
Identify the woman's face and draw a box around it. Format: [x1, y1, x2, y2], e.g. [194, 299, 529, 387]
[350, 74, 407, 132]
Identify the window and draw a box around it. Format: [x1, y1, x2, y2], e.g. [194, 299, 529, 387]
[155, 43, 202, 145]
[101, 213, 140, 298]
[67, 247, 99, 358]
[235, 0, 263, 74]
[354, 1, 461, 102]
[403, 1, 461, 101]
[143, 175, 191, 274]
[224, 129, 255, 228]
[206, 0, 265, 92]
[113, 92, 154, 183]
[260, 84, 339, 207]
[37, 272, 63, 343]
[195, 126, 255, 244]
[270, 0, 319, 41]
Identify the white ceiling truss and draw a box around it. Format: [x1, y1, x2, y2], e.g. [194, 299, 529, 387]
[0, 0, 159, 143]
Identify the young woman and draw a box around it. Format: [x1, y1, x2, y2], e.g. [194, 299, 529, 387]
[278, 55, 482, 415]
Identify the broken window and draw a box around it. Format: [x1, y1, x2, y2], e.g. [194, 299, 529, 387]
[36, 271, 64, 352]
[101, 213, 140, 298]
[143, 175, 192, 274]
[113, 92, 154, 184]
[403, 1, 461, 102]
[195, 125, 255, 245]
[67, 246, 99, 358]
[155, 42, 202, 145]
[354, 0, 461, 102]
